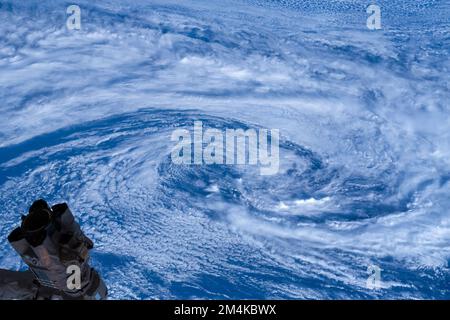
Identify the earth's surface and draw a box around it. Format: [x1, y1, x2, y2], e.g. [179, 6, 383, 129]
[0, 0, 449, 299]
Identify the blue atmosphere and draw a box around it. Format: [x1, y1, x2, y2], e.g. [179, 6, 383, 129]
[0, 0, 449, 299]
